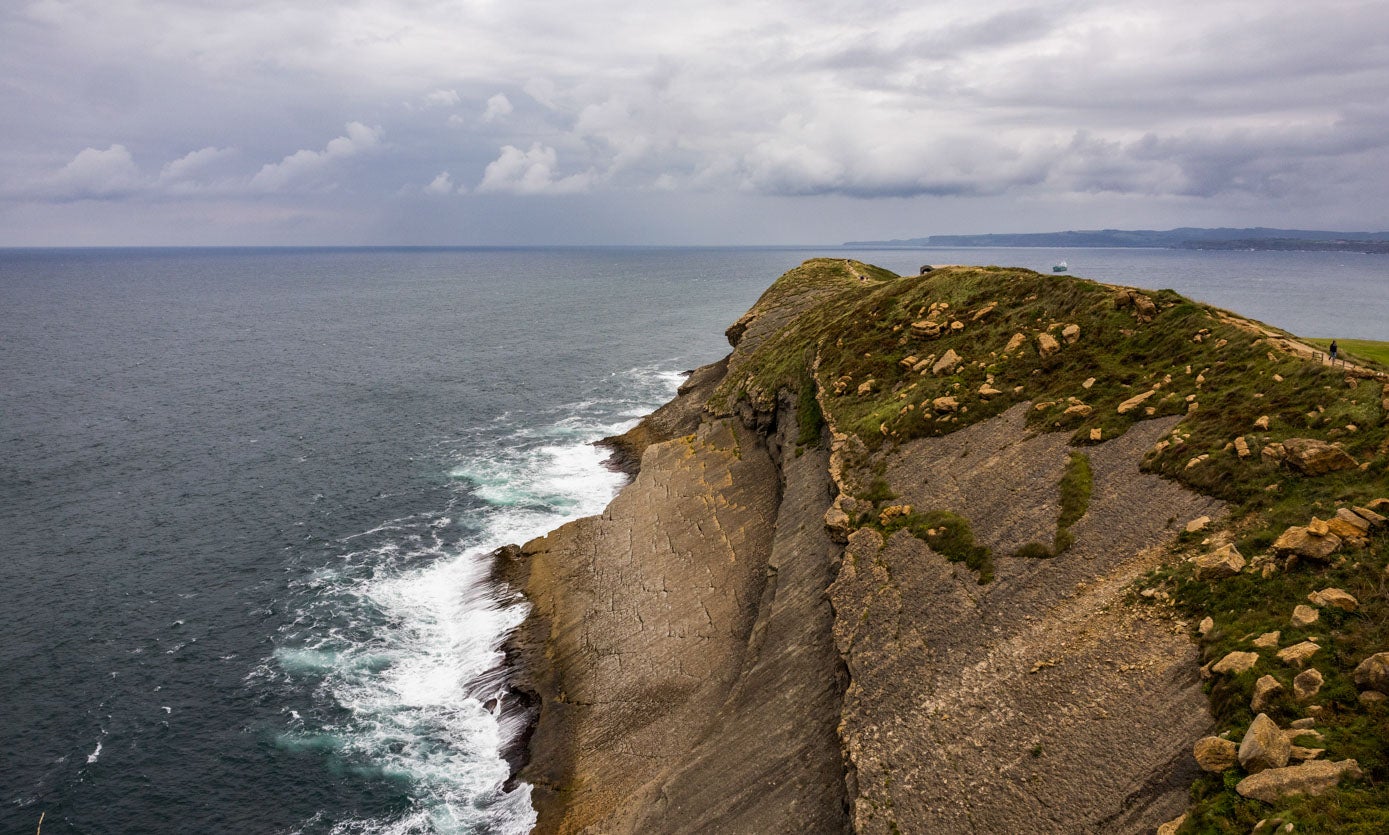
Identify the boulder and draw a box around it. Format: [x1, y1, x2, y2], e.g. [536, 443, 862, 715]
[1353, 652, 1389, 694]
[1352, 505, 1386, 529]
[1212, 651, 1259, 675]
[1271, 526, 1342, 561]
[1235, 759, 1362, 803]
[1004, 333, 1027, 354]
[1290, 605, 1319, 628]
[1254, 415, 1271, 430]
[911, 319, 944, 338]
[1235, 436, 1252, 458]
[1185, 515, 1211, 533]
[1037, 332, 1061, 358]
[1251, 675, 1285, 711]
[1193, 736, 1238, 772]
[1198, 616, 1214, 636]
[857, 379, 877, 395]
[932, 349, 963, 376]
[1326, 510, 1370, 543]
[1308, 588, 1358, 612]
[932, 396, 959, 413]
[1281, 438, 1359, 475]
[1116, 389, 1156, 414]
[1277, 641, 1320, 668]
[1307, 517, 1330, 536]
[1156, 813, 1187, 835]
[1134, 294, 1158, 319]
[1262, 442, 1286, 463]
[1294, 668, 1324, 702]
[1193, 544, 1245, 580]
[1061, 323, 1081, 344]
[1063, 403, 1092, 418]
[1252, 632, 1281, 650]
[977, 384, 1003, 398]
[1239, 713, 1291, 773]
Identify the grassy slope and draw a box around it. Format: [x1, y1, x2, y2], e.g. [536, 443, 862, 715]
[716, 260, 1389, 831]
[1306, 338, 1389, 370]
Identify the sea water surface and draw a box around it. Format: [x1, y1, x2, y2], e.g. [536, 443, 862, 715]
[0, 246, 1383, 834]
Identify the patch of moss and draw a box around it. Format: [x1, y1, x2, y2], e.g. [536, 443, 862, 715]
[883, 510, 994, 583]
[796, 363, 825, 448]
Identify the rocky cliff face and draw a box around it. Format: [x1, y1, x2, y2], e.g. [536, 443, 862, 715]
[500, 260, 1389, 834]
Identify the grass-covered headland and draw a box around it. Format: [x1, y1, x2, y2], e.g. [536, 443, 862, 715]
[712, 258, 1389, 831]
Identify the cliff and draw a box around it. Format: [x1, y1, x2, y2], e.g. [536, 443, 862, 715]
[500, 259, 1389, 834]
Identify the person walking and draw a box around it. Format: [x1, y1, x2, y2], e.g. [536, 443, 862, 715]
[1329, 340, 1339, 362]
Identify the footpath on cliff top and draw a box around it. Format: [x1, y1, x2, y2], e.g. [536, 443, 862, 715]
[498, 259, 1389, 835]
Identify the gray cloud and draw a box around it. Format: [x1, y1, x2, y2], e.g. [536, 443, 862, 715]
[3, 0, 1389, 243]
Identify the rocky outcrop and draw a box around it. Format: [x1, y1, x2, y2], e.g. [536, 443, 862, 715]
[1280, 438, 1359, 475]
[1235, 759, 1363, 803]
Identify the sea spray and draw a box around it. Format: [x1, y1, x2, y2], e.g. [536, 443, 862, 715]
[269, 365, 685, 834]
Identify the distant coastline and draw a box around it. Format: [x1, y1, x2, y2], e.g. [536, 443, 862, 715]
[844, 226, 1389, 254]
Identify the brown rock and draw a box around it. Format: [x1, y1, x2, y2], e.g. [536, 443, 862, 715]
[1117, 389, 1156, 414]
[1193, 736, 1238, 772]
[1360, 691, 1388, 706]
[1251, 675, 1285, 711]
[911, 319, 944, 338]
[1089, 427, 1102, 442]
[1061, 323, 1081, 344]
[932, 349, 963, 376]
[1262, 442, 1286, 463]
[1308, 588, 1358, 612]
[1004, 333, 1026, 354]
[1294, 668, 1324, 702]
[1353, 652, 1389, 694]
[1290, 605, 1319, 628]
[1291, 745, 1325, 761]
[1352, 505, 1387, 528]
[1156, 813, 1187, 835]
[932, 396, 959, 413]
[1212, 651, 1259, 675]
[1326, 509, 1370, 542]
[899, 355, 920, 369]
[1239, 713, 1291, 773]
[1134, 294, 1157, 319]
[1063, 403, 1093, 418]
[1277, 641, 1320, 668]
[1271, 526, 1342, 561]
[1307, 517, 1330, 536]
[857, 379, 877, 395]
[1036, 332, 1061, 358]
[1235, 759, 1362, 803]
[1281, 438, 1359, 475]
[879, 504, 913, 525]
[1198, 616, 1215, 636]
[1254, 415, 1271, 430]
[971, 302, 997, 321]
[1194, 544, 1245, 580]
[1252, 632, 1281, 650]
[1185, 515, 1211, 533]
[1235, 436, 1252, 458]
[977, 384, 1003, 398]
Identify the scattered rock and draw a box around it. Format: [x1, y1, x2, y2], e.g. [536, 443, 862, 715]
[1290, 718, 1316, 730]
[1255, 415, 1271, 430]
[1294, 668, 1324, 702]
[1239, 713, 1291, 773]
[1253, 632, 1281, 650]
[1194, 736, 1238, 772]
[1061, 323, 1080, 344]
[1361, 691, 1388, 706]
[1272, 526, 1342, 562]
[899, 355, 920, 369]
[1352, 505, 1386, 529]
[1194, 543, 1245, 579]
[857, 379, 877, 395]
[1134, 294, 1158, 319]
[1063, 403, 1092, 418]
[1235, 436, 1251, 458]
[1262, 442, 1286, 463]
[1036, 332, 1061, 358]
[1186, 516, 1211, 533]
[1308, 588, 1358, 612]
[1082, 377, 1096, 389]
[1290, 605, 1319, 628]
[950, 320, 964, 333]
[1353, 652, 1389, 694]
[1199, 616, 1215, 636]
[911, 319, 944, 338]
[1004, 333, 1027, 354]
[932, 396, 959, 413]
[1251, 675, 1285, 711]
[1213, 651, 1259, 675]
[1281, 438, 1359, 475]
[1156, 813, 1187, 835]
[932, 349, 963, 376]
[1235, 759, 1362, 803]
[971, 302, 997, 321]
[977, 384, 1003, 398]
[1089, 427, 1102, 442]
[1117, 389, 1156, 414]
[1277, 641, 1320, 668]
[879, 504, 913, 526]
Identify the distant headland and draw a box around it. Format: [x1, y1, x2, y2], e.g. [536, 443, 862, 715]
[844, 227, 1389, 254]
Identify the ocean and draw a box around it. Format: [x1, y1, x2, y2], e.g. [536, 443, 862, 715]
[0, 246, 1383, 834]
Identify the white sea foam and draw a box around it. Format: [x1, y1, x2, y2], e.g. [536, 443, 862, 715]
[272, 363, 685, 834]
[86, 738, 103, 764]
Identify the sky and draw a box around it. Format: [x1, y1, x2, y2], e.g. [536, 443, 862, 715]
[3, 0, 1389, 246]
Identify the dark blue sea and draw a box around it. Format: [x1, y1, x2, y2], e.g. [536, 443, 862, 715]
[1, 246, 1383, 834]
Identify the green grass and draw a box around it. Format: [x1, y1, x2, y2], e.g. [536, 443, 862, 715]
[1306, 338, 1389, 370]
[881, 509, 994, 583]
[796, 361, 825, 448]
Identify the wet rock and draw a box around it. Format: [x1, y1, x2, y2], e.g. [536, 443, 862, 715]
[1353, 652, 1389, 694]
[1281, 438, 1359, 476]
[1294, 668, 1324, 702]
[1239, 713, 1291, 773]
[1194, 736, 1238, 772]
[1235, 759, 1362, 803]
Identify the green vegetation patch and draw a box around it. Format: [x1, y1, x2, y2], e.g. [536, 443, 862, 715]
[881, 509, 994, 583]
[1306, 338, 1389, 371]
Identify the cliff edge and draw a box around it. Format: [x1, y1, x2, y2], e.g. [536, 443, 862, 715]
[502, 260, 1389, 834]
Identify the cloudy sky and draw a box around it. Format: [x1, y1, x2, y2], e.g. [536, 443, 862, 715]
[3, 0, 1388, 245]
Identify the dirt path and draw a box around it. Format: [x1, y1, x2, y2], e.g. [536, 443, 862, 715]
[1212, 310, 1389, 380]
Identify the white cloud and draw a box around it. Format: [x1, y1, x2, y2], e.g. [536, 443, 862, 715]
[476, 143, 594, 194]
[423, 171, 460, 195]
[43, 144, 143, 198]
[424, 89, 461, 107]
[159, 146, 237, 183]
[482, 93, 513, 122]
[249, 122, 382, 192]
